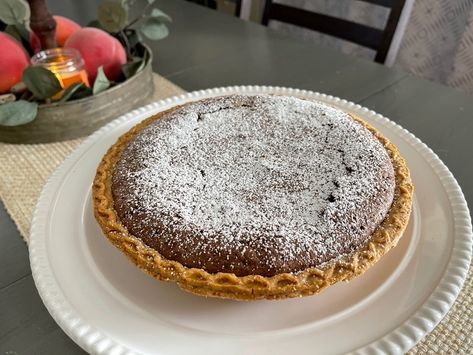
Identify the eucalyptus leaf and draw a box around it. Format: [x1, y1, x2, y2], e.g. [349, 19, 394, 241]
[22, 66, 62, 100]
[122, 57, 144, 78]
[58, 83, 86, 102]
[0, 100, 38, 126]
[10, 81, 27, 94]
[150, 8, 172, 22]
[69, 86, 93, 100]
[5, 23, 34, 55]
[93, 67, 111, 95]
[98, 0, 128, 33]
[124, 28, 140, 50]
[140, 17, 169, 40]
[87, 19, 104, 30]
[0, 0, 30, 26]
[13, 23, 29, 40]
[4, 24, 22, 42]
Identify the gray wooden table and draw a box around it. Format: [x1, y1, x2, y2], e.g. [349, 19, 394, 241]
[1, 0, 472, 353]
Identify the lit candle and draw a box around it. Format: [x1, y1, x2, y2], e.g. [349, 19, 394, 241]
[31, 48, 89, 99]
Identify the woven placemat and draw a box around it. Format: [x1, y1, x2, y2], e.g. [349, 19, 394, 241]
[0, 76, 470, 353]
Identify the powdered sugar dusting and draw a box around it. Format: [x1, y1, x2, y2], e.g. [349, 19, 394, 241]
[112, 95, 395, 276]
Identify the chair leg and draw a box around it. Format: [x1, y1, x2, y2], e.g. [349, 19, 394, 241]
[375, 0, 406, 63]
[262, 0, 273, 25]
[235, 0, 242, 17]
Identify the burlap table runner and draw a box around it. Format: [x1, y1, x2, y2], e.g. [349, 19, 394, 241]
[0, 73, 470, 353]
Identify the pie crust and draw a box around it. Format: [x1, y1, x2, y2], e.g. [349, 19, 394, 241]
[93, 97, 413, 301]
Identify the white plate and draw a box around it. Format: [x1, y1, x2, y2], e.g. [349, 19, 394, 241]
[30, 86, 472, 355]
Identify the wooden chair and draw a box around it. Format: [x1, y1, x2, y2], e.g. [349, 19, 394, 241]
[261, 0, 406, 63]
[230, 0, 243, 17]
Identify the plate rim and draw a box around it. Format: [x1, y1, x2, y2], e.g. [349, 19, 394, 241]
[29, 86, 473, 355]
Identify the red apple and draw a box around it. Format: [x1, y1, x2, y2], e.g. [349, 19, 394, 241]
[0, 32, 30, 94]
[64, 27, 126, 83]
[30, 15, 81, 52]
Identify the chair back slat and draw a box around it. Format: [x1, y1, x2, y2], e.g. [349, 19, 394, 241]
[267, 3, 383, 50]
[374, 0, 405, 62]
[359, 0, 394, 7]
[262, 0, 406, 63]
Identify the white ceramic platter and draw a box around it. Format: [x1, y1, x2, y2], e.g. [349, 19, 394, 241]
[30, 86, 472, 355]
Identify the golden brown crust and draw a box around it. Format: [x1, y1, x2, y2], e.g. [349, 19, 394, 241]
[92, 100, 413, 301]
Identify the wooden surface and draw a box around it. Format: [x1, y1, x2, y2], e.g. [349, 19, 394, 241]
[1, 0, 471, 353]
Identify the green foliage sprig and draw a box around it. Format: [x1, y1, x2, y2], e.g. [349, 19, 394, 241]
[95, 0, 171, 79]
[0, 0, 30, 28]
[97, 0, 171, 41]
[0, 0, 171, 126]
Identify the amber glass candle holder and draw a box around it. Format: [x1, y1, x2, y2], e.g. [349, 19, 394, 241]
[31, 48, 90, 99]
